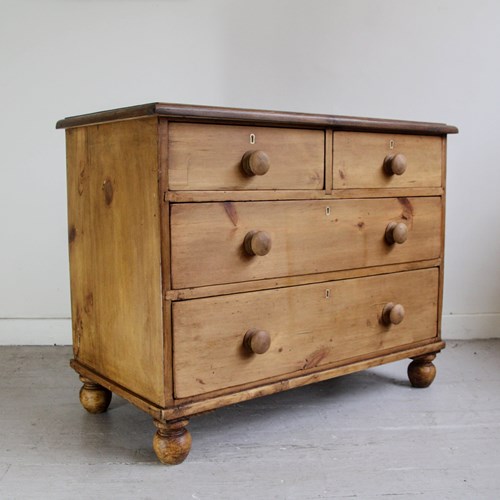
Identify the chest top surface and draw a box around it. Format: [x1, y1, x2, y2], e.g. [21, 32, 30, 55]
[56, 102, 458, 135]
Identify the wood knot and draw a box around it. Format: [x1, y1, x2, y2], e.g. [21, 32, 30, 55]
[398, 197, 414, 223]
[303, 348, 328, 369]
[84, 292, 94, 314]
[102, 178, 114, 206]
[223, 201, 238, 227]
[68, 225, 77, 244]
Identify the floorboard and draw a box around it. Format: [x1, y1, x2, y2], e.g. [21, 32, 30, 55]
[0, 341, 499, 499]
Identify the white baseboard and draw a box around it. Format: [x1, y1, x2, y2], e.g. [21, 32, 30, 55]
[0, 315, 498, 345]
[0, 318, 72, 345]
[441, 313, 500, 339]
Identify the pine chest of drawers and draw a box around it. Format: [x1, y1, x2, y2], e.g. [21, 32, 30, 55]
[57, 103, 458, 464]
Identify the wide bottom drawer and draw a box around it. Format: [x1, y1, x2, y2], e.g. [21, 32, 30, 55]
[173, 268, 439, 398]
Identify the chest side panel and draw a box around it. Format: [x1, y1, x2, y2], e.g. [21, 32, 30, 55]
[66, 117, 165, 406]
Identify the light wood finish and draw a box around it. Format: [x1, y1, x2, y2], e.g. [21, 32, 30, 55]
[166, 187, 444, 202]
[158, 119, 174, 404]
[325, 129, 333, 194]
[65, 118, 165, 406]
[166, 340, 445, 419]
[168, 123, 324, 190]
[333, 132, 442, 189]
[408, 354, 437, 388]
[60, 103, 456, 465]
[170, 197, 442, 288]
[173, 268, 439, 397]
[70, 340, 445, 421]
[437, 137, 448, 339]
[165, 259, 441, 301]
[153, 419, 192, 465]
[70, 359, 164, 420]
[79, 376, 112, 414]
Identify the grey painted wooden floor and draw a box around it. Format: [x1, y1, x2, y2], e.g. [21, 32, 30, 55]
[0, 341, 499, 499]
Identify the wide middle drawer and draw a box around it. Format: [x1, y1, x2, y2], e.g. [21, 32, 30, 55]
[170, 197, 442, 289]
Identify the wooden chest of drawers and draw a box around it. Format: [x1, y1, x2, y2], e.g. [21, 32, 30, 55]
[57, 103, 458, 464]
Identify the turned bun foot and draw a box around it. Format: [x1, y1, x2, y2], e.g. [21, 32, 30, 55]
[153, 419, 192, 465]
[408, 354, 437, 388]
[79, 376, 112, 413]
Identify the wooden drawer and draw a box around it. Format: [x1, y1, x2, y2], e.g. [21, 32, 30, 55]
[333, 132, 442, 189]
[173, 268, 439, 397]
[168, 123, 325, 190]
[170, 197, 442, 288]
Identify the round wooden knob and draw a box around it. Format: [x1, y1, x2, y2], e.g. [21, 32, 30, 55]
[382, 303, 405, 325]
[385, 222, 408, 245]
[241, 150, 271, 176]
[244, 230, 272, 256]
[244, 328, 271, 354]
[384, 153, 407, 176]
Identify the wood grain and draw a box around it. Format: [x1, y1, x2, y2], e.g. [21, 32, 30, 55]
[173, 268, 439, 397]
[60, 104, 456, 465]
[165, 259, 441, 301]
[153, 419, 192, 465]
[170, 197, 442, 289]
[325, 129, 333, 194]
[158, 119, 174, 404]
[56, 102, 459, 135]
[168, 123, 324, 190]
[70, 359, 164, 419]
[70, 340, 445, 421]
[408, 354, 437, 388]
[333, 132, 442, 189]
[79, 376, 112, 414]
[66, 118, 165, 406]
[166, 340, 445, 419]
[166, 187, 444, 202]
[437, 137, 447, 339]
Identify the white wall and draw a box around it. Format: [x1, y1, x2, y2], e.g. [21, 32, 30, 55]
[1, 0, 499, 344]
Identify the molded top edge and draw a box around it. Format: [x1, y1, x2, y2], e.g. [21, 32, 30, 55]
[56, 102, 459, 135]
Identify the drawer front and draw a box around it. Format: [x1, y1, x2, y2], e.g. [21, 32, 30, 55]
[333, 132, 442, 189]
[170, 197, 442, 289]
[173, 268, 439, 397]
[168, 123, 325, 190]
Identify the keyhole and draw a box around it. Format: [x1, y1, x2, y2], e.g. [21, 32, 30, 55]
[389, 139, 395, 150]
[250, 133, 256, 145]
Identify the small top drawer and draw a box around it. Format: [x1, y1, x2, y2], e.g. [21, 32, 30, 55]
[333, 132, 442, 189]
[168, 123, 325, 190]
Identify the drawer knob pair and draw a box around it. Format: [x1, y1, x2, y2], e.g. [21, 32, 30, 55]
[241, 150, 271, 176]
[244, 230, 272, 256]
[384, 153, 407, 176]
[244, 328, 271, 354]
[382, 303, 405, 325]
[385, 222, 408, 245]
